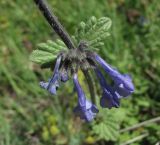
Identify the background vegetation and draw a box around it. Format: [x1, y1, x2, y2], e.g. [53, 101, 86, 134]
[0, 0, 160, 145]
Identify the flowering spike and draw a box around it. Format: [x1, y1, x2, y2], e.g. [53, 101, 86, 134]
[30, 6, 135, 122]
[73, 74, 98, 122]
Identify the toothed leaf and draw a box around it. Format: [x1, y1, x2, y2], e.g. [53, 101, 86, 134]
[92, 109, 119, 141]
[30, 49, 56, 65]
[30, 39, 67, 65]
[75, 16, 112, 51]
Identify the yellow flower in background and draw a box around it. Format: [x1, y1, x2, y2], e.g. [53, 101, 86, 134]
[42, 126, 49, 141]
[47, 115, 57, 125]
[85, 136, 96, 144]
[50, 125, 60, 136]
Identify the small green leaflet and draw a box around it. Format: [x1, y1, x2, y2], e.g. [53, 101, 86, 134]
[74, 16, 112, 51]
[91, 98, 120, 142]
[30, 39, 67, 65]
[92, 109, 120, 141]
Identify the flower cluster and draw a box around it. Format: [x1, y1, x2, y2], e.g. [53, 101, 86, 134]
[40, 46, 134, 122]
[31, 0, 134, 122]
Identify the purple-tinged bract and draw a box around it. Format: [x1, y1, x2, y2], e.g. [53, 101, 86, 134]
[60, 69, 69, 82]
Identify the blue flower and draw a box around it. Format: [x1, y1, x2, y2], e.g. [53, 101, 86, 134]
[74, 100, 99, 122]
[113, 74, 134, 97]
[95, 54, 134, 98]
[73, 73, 98, 122]
[40, 77, 59, 95]
[60, 68, 69, 82]
[40, 55, 62, 95]
[95, 68, 120, 109]
[138, 16, 149, 27]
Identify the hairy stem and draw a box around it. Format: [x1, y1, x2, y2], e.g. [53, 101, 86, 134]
[83, 70, 96, 104]
[34, 0, 75, 49]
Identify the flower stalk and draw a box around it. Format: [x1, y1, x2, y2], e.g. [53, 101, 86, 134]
[83, 70, 96, 104]
[34, 0, 75, 49]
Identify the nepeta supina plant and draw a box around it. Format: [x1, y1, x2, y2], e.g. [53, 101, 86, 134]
[30, 0, 134, 122]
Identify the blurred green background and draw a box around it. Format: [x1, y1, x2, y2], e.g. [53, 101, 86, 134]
[0, 0, 160, 145]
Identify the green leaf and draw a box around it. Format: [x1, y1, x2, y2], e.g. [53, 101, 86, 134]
[75, 16, 112, 51]
[93, 120, 119, 141]
[92, 106, 120, 141]
[30, 49, 56, 65]
[30, 39, 67, 65]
